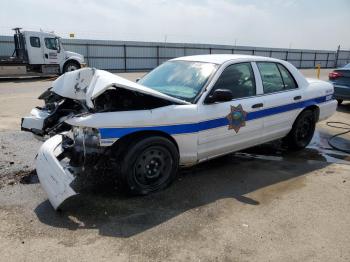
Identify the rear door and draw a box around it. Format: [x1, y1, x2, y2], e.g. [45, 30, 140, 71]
[24, 32, 44, 64]
[256, 62, 302, 140]
[197, 62, 264, 160]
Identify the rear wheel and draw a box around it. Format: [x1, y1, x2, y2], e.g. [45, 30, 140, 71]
[119, 136, 179, 195]
[283, 110, 316, 150]
[63, 61, 80, 73]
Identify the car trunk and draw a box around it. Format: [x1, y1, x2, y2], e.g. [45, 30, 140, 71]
[331, 69, 350, 85]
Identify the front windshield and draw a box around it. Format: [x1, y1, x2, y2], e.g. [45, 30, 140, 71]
[138, 60, 218, 102]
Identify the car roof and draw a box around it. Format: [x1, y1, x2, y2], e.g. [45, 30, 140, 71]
[171, 54, 280, 65]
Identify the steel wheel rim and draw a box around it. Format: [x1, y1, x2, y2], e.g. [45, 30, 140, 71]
[296, 115, 313, 141]
[67, 65, 78, 71]
[133, 146, 173, 189]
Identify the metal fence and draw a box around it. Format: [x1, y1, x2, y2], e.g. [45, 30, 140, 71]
[336, 49, 350, 68]
[1, 35, 349, 71]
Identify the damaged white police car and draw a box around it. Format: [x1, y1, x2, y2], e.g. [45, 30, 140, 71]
[22, 55, 337, 209]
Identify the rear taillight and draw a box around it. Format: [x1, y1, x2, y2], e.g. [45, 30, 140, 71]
[329, 71, 343, 80]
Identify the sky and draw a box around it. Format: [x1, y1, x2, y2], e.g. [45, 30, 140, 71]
[0, 0, 349, 50]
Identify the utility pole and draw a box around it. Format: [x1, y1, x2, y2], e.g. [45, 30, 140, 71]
[335, 45, 340, 68]
[163, 34, 168, 59]
[164, 34, 167, 46]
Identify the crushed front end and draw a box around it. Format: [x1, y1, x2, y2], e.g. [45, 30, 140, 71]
[36, 127, 109, 209]
[21, 89, 88, 137]
[22, 68, 187, 209]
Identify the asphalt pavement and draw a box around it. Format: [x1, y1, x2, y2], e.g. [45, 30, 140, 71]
[0, 69, 349, 261]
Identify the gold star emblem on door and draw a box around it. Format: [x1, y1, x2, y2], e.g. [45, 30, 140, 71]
[226, 104, 247, 133]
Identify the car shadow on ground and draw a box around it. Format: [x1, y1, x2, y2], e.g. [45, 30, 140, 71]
[35, 150, 332, 238]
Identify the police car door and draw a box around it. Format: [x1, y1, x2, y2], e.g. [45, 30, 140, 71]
[255, 62, 302, 140]
[197, 62, 264, 161]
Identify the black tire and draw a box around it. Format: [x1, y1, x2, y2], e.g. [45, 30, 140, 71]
[119, 136, 179, 195]
[337, 99, 343, 105]
[283, 109, 316, 151]
[63, 60, 80, 73]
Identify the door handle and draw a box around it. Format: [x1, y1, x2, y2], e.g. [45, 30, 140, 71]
[45, 53, 48, 59]
[252, 103, 264, 108]
[294, 96, 302, 101]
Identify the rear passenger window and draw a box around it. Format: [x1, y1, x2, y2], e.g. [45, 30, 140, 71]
[211, 62, 256, 99]
[257, 62, 284, 93]
[277, 64, 298, 90]
[257, 62, 297, 94]
[30, 37, 40, 48]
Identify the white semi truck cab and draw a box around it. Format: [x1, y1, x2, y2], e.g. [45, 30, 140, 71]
[0, 28, 86, 77]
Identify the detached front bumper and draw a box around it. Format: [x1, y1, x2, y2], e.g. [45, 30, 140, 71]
[36, 134, 78, 209]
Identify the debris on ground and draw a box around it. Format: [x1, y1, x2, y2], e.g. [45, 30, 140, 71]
[0, 131, 42, 188]
[0, 170, 38, 188]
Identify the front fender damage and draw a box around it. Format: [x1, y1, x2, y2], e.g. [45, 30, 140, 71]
[26, 68, 190, 209]
[36, 131, 115, 209]
[21, 68, 188, 138]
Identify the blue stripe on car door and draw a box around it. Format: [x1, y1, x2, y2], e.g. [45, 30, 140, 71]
[99, 95, 329, 139]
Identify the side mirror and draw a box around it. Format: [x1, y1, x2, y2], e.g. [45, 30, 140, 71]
[136, 78, 140, 83]
[205, 89, 233, 103]
[55, 38, 61, 53]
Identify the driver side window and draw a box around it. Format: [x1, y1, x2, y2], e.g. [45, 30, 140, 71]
[211, 62, 256, 100]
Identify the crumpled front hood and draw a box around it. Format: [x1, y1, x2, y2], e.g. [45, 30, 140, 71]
[50, 68, 190, 108]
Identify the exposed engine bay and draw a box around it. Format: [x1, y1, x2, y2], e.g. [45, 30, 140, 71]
[93, 87, 172, 112]
[22, 87, 173, 137]
[20, 68, 183, 137]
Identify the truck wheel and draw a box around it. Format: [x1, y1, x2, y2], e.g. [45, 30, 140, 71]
[283, 109, 316, 151]
[119, 136, 179, 195]
[63, 61, 80, 73]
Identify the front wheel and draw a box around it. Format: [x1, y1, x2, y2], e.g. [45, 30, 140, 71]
[283, 110, 316, 150]
[119, 136, 179, 195]
[63, 61, 80, 73]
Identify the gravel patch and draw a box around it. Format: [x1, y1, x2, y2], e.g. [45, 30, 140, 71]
[0, 131, 42, 187]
